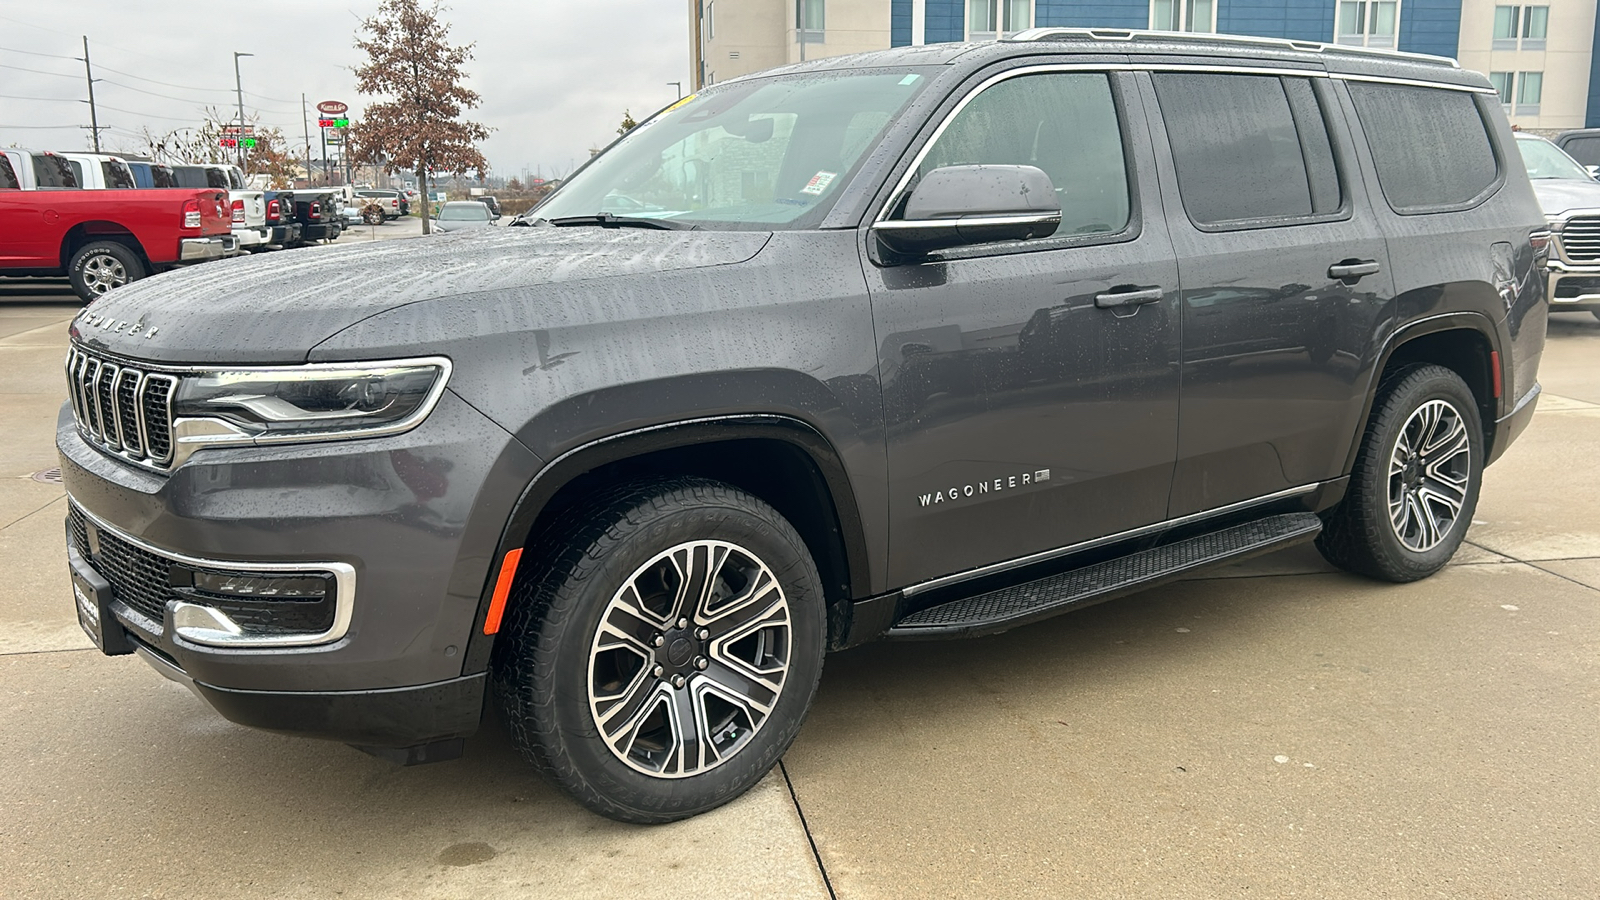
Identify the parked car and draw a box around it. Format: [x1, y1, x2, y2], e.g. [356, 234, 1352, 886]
[0, 184, 232, 300]
[354, 188, 402, 220]
[282, 189, 343, 244]
[1516, 133, 1600, 321]
[1553, 128, 1600, 175]
[474, 195, 502, 218]
[172, 164, 261, 254]
[430, 200, 496, 231]
[58, 153, 137, 190]
[57, 32, 1547, 825]
[262, 189, 303, 247]
[0, 148, 79, 190]
[126, 161, 179, 189]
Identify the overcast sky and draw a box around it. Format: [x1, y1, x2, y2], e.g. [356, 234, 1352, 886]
[0, 0, 691, 181]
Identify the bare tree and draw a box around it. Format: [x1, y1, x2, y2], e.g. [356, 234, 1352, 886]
[350, 0, 490, 234]
[120, 108, 298, 187]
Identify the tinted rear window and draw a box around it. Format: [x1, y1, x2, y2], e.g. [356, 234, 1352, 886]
[171, 166, 231, 189]
[0, 155, 18, 189]
[102, 161, 135, 190]
[32, 154, 78, 188]
[1559, 135, 1600, 168]
[1152, 74, 1343, 226]
[1348, 83, 1499, 212]
[151, 165, 178, 188]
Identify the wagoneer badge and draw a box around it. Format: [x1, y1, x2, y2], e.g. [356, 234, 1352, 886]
[919, 468, 1050, 507]
[76, 312, 159, 339]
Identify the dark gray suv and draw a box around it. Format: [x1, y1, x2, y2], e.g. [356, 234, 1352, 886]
[60, 30, 1548, 823]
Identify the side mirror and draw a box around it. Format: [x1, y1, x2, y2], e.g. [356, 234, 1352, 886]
[1587, 165, 1599, 179]
[872, 164, 1061, 256]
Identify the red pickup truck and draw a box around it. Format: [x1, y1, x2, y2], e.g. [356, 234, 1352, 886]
[0, 185, 236, 302]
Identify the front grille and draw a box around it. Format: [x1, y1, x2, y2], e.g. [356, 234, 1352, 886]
[1559, 216, 1600, 263]
[1553, 275, 1600, 300]
[68, 503, 336, 637]
[65, 348, 177, 469]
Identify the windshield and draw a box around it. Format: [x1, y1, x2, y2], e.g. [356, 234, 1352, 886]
[534, 68, 933, 230]
[1517, 137, 1593, 181]
[439, 204, 489, 221]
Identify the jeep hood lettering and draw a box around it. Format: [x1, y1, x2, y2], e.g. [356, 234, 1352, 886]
[69, 228, 772, 364]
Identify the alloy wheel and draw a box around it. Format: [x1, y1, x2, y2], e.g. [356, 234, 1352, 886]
[587, 540, 792, 778]
[1387, 399, 1471, 553]
[81, 253, 128, 296]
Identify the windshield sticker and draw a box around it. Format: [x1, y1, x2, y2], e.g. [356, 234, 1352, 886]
[801, 171, 838, 196]
[662, 94, 696, 114]
[899, 74, 921, 86]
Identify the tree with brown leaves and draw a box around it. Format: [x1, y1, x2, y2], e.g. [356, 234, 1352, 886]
[350, 0, 490, 234]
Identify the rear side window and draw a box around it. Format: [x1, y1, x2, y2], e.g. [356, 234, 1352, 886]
[151, 166, 178, 188]
[0, 155, 18, 189]
[32, 154, 78, 188]
[102, 161, 135, 190]
[915, 72, 1131, 237]
[1558, 135, 1600, 168]
[1152, 73, 1343, 226]
[171, 166, 206, 188]
[1347, 82, 1499, 212]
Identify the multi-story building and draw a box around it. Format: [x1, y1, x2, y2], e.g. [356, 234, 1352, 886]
[687, 0, 1600, 129]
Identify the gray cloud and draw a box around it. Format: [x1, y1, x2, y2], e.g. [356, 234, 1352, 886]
[0, 1, 690, 180]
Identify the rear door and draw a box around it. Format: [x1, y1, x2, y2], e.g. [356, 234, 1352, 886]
[866, 67, 1182, 587]
[1138, 69, 1396, 516]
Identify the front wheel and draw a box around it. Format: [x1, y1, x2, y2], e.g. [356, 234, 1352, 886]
[1317, 364, 1483, 582]
[493, 478, 826, 823]
[67, 241, 145, 303]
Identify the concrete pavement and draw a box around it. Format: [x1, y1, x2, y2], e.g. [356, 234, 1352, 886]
[2, 279, 1597, 897]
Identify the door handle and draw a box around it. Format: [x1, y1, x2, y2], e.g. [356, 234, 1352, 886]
[1093, 287, 1165, 309]
[1328, 259, 1381, 281]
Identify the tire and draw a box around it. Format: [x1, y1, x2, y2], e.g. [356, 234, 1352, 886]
[362, 207, 384, 226]
[1316, 364, 1483, 582]
[67, 241, 145, 303]
[493, 477, 826, 823]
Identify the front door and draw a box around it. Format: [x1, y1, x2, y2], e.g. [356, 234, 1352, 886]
[866, 69, 1182, 588]
[1139, 70, 1397, 516]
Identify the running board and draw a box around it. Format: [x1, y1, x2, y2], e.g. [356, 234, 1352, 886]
[885, 512, 1323, 640]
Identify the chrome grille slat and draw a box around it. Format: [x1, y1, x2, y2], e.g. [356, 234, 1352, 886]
[66, 348, 177, 471]
[1561, 217, 1600, 262]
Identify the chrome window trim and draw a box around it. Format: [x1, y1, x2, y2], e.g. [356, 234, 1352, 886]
[872, 212, 1063, 231]
[900, 482, 1322, 598]
[873, 62, 1492, 228]
[69, 496, 358, 649]
[1002, 26, 1461, 69]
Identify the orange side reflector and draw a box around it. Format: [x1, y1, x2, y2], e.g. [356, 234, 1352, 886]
[1490, 350, 1503, 399]
[483, 547, 524, 635]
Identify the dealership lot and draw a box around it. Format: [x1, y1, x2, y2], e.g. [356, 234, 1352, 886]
[1, 286, 1596, 898]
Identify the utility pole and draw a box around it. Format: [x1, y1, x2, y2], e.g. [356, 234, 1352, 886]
[301, 94, 312, 186]
[80, 36, 101, 152]
[233, 51, 253, 169]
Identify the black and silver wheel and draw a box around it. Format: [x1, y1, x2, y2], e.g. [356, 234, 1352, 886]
[494, 478, 825, 823]
[1317, 364, 1483, 582]
[67, 241, 144, 303]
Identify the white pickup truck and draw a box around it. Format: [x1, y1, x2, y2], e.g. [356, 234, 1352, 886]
[58, 153, 138, 190]
[171, 164, 275, 253]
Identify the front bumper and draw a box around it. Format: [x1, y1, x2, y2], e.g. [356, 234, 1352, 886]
[1546, 262, 1600, 312]
[56, 388, 542, 745]
[178, 235, 239, 262]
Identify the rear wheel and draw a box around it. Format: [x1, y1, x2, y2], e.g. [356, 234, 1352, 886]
[67, 241, 144, 303]
[1317, 364, 1483, 582]
[493, 478, 826, 823]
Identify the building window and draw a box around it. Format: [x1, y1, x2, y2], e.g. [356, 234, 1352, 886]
[1151, 0, 1214, 34]
[1516, 71, 1542, 116]
[706, 1, 714, 40]
[967, 1, 1032, 41]
[1335, 1, 1399, 48]
[1490, 71, 1513, 105]
[1494, 6, 1548, 51]
[797, 0, 825, 44]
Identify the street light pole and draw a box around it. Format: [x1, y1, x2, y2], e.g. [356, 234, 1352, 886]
[233, 51, 254, 169]
[668, 81, 682, 100]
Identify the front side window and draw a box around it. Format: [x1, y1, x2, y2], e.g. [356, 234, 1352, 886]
[907, 72, 1130, 238]
[1152, 74, 1343, 226]
[968, 0, 1032, 40]
[1152, 0, 1214, 33]
[1336, 1, 1399, 48]
[1347, 82, 1499, 212]
[797, 0, 824, 43]
[1559, 136, 1600, 168]
[536, 68, 929, 230]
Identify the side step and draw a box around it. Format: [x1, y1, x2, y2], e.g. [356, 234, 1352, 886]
[885, 512, 1323, 640]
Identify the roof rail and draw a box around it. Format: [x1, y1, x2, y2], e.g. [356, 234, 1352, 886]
[1002, 27, 1461, 69]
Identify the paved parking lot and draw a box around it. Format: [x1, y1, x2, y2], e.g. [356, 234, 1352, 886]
[2, 280, 1596, 898]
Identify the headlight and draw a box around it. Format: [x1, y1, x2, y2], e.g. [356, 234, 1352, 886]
[170, 358, 451, 457]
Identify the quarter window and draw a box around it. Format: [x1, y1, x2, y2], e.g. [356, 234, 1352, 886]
[1336, 1, 1399, 49]
[1151, 0, 1214, 33]
[1347, 82, 1499, 212]
[967, 0, 1032, 41]
[1151, 74, 1343, 226]
[911, 73, 1131, 238]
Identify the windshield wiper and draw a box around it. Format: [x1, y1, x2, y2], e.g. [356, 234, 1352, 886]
[530, 213, 688, 230]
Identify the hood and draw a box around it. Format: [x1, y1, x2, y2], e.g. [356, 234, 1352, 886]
[1530, 178, 1600, 218]
[69, 227, 771, 364]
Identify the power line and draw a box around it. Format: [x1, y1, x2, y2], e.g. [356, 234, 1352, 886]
[0, 61, 79, 79]
[0, 44, 76, 60]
